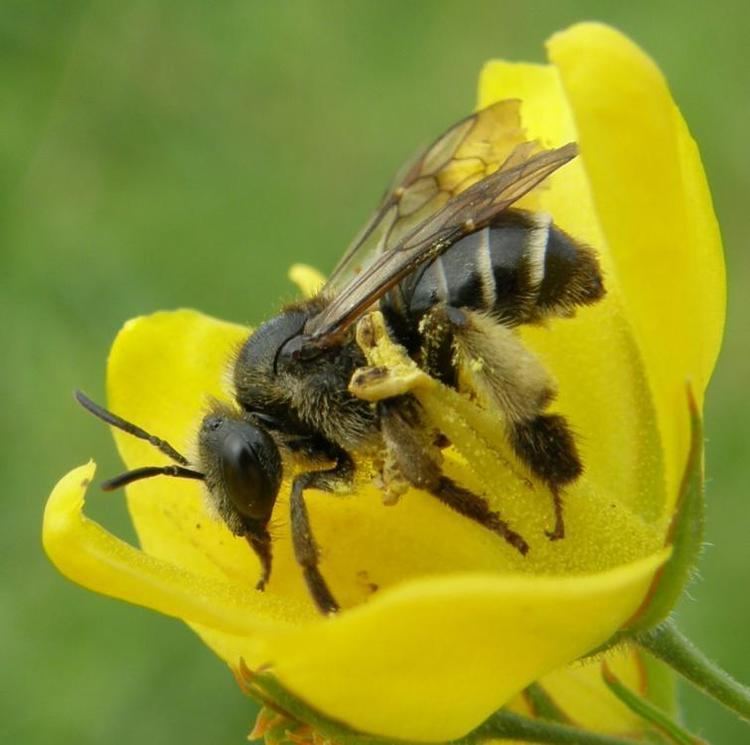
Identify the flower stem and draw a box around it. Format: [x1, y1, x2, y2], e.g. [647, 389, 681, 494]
[601, 661, 705, 744]
[639, 621, 750, 724]
[464, 710, 642, 745]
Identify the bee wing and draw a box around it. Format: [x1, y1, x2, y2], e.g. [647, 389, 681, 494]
[305, 141, 578, 346]
[323, 100, 528, 294]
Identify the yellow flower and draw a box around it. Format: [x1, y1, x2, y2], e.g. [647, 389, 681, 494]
[43, 22, 723, 742]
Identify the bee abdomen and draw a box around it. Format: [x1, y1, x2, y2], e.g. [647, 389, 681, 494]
[390, 209, 604, 327]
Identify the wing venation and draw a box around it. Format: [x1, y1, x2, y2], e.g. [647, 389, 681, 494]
[324, 100, 526, 292]
[305, 139, 577, 347]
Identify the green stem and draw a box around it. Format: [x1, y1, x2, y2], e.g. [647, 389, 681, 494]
[461, 710, 642, 745]
[639, 621, 750, 723]
[601, 661, 705, 745]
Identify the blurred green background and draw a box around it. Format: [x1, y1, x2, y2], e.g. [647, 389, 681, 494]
[2, 1, 747, 743]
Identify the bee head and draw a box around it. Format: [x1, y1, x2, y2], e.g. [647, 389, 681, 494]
[197, 405, 282, 536]
[74, 391, 282, 539]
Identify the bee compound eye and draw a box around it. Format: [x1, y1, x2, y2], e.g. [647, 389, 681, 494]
[219, 422, 282, 523]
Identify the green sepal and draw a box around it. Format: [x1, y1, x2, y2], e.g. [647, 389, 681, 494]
[239, 662, 373, 745]
[584, 385, 705, 663]
[625, 384, 704, 632]
[523, 682, 571, 723]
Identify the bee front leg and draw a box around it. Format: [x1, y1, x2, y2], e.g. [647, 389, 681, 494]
[245, 528, 272, 591]
[290, 451, 354, 615]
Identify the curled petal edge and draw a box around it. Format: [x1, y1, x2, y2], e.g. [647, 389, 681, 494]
[42, 462, 295, 636]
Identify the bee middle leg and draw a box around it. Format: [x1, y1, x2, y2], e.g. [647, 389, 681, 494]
[289, 449, 354, 615]
[379, 396, 528, 554]
[419, 304, 582, 540]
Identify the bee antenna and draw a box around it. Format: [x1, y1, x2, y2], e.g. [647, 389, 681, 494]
[74, 389, 190, 466]
[102, 465, 205, 491]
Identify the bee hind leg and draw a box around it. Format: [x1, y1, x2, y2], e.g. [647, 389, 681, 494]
[420, 304, 582, 540]
[290, 450, 354, 615]
[509, 414, 582, 540]
[379, 395, 528, 555]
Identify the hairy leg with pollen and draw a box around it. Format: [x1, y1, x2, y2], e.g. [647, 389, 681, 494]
[419, 304, 582, 540]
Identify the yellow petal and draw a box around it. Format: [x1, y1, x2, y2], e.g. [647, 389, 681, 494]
[263, 551, 669, 741]
[537, 648, 647, 733]
[505, 647, 650, 734]
[41, 462, 293, 638]
[478, 61, 667, 522]
[42, 460, 668, 740]
[105, 311, 285, 603]
[547, 22, 725, 507]
[40, 308, 664, 740]
[478, 24, 724, 518]
[288, 264, 326, 298]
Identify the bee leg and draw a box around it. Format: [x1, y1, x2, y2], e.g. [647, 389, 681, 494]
[245, 528, 272, 591]
[508, 414, 582, 540]
[379, 396, 528, 554]
[417, 304, 466, 387]
[548, 486, 564, 541]
[424, 305, 582, 540]
[431, 476, 530, 554]
[290, 451, 355, 615]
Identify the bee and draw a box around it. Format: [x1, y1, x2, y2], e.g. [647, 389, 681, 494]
[77, 99, 604, 615]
